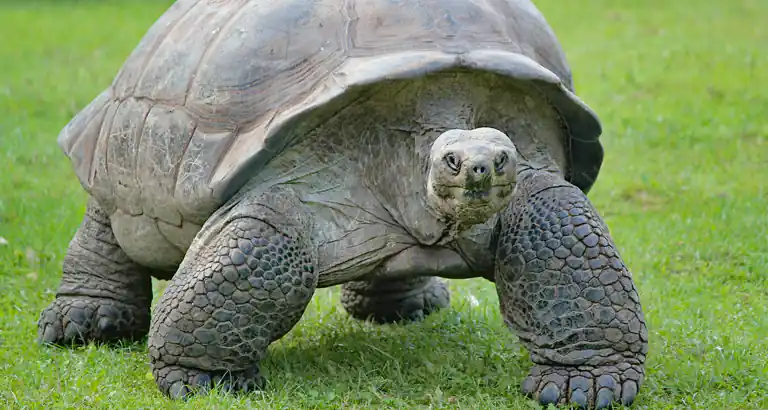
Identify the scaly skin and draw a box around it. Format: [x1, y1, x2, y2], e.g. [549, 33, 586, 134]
[147, 217, 316, 398]
[37, 198, 153, 345]
[341, 276, 451, 323]
[495, 169, 648, 409]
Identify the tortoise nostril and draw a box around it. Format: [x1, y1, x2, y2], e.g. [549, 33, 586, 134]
[472, 165, 487, 175]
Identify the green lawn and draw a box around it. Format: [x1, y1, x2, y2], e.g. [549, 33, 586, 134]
[1, 0, 766, 409]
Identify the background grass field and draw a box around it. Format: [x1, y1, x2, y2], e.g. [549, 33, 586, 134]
[0, 0, 766, 409]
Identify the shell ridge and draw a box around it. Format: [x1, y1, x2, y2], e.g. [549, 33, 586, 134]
[134, 0, 204, 97]
[184, 0, 251, 106]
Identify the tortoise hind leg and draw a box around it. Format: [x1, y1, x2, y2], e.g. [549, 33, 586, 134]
[341, 276, 450, 323]
[37, 198, 153, 345]
[494, 170, 648, 409]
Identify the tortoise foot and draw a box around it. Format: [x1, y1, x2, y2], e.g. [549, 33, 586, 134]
[341, 276, 450, 323]
[37, 296, 150, 345]
[154, 364, 265, 399]
[522, 363, 644, 409]
[38, 198, 153, 346]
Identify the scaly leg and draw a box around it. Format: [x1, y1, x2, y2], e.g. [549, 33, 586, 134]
[494, 170, 648, 409]
[148, 216, 317, 398]
[38, 198, 153, 345]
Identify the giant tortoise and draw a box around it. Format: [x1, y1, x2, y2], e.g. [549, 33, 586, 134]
[38, 0, 648, 407]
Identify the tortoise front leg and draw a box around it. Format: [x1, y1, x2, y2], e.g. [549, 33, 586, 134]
[494, 170, 648, 409]
[148, 213, 317, 399]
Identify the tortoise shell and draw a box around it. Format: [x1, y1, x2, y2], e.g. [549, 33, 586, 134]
[58, 0, 602, 228]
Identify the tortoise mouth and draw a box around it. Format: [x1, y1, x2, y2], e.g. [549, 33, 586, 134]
[455, 183, 514, 200]
[427, 182, 515, 227]
[463, 189, 490, 201]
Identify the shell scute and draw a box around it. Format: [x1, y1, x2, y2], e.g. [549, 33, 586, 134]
[112, 0, 200, 99]
[185, 0, 346, 129]
[132, 0, 247, 105]
[106, 98, 153, 216]
[86, 100, 121, 215]
[173, 127, 235, 224]
[137, 105, 197, 226]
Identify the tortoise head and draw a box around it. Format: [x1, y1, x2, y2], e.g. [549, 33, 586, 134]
[426, 127, 518, 227]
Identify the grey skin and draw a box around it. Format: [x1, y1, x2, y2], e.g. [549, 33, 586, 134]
[37, 1, 648, 408]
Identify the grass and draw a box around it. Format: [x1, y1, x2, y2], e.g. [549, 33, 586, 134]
[0, 0, 766, 408]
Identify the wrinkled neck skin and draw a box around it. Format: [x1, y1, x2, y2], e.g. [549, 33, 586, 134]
[516, 146, 564, 178]
[513, 146, 571, 197]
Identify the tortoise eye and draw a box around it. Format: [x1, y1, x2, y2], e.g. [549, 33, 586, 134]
[443, 153, 461, 173]
[494, 152, 509, 172]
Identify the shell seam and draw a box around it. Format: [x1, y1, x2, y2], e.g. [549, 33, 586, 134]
[85, 93, 114, 187]
[171, 119, 198, 209]
[99, 99, 121, 199]
[134, 102, 155, 217]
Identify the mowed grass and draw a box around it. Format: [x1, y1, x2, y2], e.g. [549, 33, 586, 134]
[0, 0, 766, 408]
